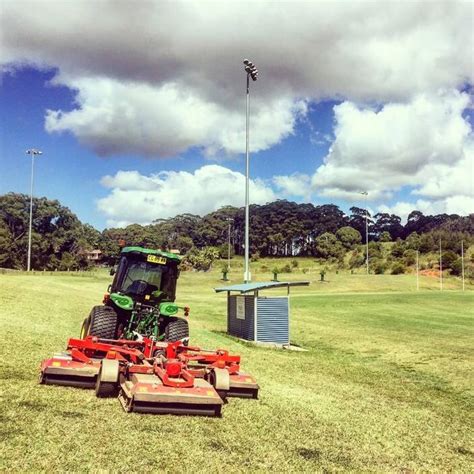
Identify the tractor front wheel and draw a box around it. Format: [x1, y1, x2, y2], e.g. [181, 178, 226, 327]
[164, 318, 189, 342]
[80, 317, 90, 339]
[86, 305, 118, 339]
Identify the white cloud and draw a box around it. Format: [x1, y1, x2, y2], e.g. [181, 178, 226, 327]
[98, 165, 276, 227]
[1, 1, 472, 157]
[45, 76, 307, 157]
[312, 90, 473, 212]
[378, 200, 443, 222]
[414, 140, 473, 199]
[379, 195, 474, 223]
[273, 173, 312, 200]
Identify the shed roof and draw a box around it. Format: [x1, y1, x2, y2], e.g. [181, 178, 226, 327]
[214, 281, 310, 294]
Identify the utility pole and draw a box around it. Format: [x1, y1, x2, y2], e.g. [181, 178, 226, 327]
[461, 240, 465, 292]
[416, 250, 419, 291]
[226, 217, 234, 272]
[243, 59, 258, 283]
[439, 239, 443, 291]
[360, 191, 369, 274]
[26, 149, 43, 271]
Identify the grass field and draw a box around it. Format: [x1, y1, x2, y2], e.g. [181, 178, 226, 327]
[1, 264, 473, 472]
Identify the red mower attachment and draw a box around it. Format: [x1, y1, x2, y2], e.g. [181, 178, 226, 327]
[40, 336, 258, 416]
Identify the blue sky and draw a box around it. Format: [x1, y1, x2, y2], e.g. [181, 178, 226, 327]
[1, 2, 472, 229]
[0, 68, 355, 228]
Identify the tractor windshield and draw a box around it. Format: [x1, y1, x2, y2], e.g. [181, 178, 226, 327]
[114, 257, 178, 301]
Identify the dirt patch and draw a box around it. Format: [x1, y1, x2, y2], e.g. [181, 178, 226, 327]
[420, 269, 441, 278]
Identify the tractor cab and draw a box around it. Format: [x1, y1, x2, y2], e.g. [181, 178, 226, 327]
[111, 247, 180, 304]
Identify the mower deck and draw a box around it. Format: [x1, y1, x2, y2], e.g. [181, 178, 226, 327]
[40, 336, 258, 417]
[40, 353, 100, 388]
[119, 374, 222, 416]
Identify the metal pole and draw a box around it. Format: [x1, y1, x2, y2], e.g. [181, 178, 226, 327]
[461, 240, 465, 291]
[439, 239, 443, 291]
[227, 219, 232, 272]
[360, 191, 369, 274]
[244, 72, 250, 282]
[27, 153, 35, 272]
[416, 250, 419, 291]
[365, 202, 369, 275]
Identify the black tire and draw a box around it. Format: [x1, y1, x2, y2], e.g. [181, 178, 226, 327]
[80, 317, 90, 339]
[88, 305, 118, 339]
[164, 318, 189, 342]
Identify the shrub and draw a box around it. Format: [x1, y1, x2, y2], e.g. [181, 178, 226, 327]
[250, 251, 260, 262]
[221, 263, 229, 273]
[405, 232, 421, 250]
[183, 246, 219, 271]
[281, 264, 292, 273]
[450, 258, 463, 276]
[315, 232, 345, 260]
[291, 259, 299, 268]
[218, 243, 234, 259]
[391, 262, 406, 274]
[442, 250, 458, 270]
[174, 236, 194, 254]
[368, 241, 383, 259]
[349, 251, 365, 269]
[371, 258, 387, 274]
[390, 238, 405, 258]
[336, 226, 362, 249]
[379, 231, 392, 242]
[403, 249, 417, 266]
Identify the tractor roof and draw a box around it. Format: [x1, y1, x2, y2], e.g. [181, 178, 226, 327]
[120, 246, 181, 262]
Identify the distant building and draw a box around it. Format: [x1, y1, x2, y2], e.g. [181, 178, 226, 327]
[86, 249, 103, 262]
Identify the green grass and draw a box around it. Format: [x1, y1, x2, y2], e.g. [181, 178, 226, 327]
[1, 266, 473, 472]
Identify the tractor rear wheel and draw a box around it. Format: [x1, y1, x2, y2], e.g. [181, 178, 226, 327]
[87, 305, 118, 339]
[165, 318, 189, 342]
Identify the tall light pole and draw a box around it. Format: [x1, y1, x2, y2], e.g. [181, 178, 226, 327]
[243, 59, 258, 283]
[226, 217, 234, 272]
[360, 191, 369, 274]
[439, 239, 443, 291]
[26, 149, 42, 271]
[416, 250, 419, 291]
[461, 240, 465, 292]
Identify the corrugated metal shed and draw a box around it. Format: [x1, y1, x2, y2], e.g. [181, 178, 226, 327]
[215, 281, 309, 345]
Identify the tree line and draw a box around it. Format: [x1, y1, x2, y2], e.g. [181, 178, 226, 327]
[1, 192, 472, 270]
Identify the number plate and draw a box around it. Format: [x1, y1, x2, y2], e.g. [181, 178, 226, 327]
[147, 254, 167, 265]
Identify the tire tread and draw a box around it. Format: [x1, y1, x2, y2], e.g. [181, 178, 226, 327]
[165, 318, 189, 341]
[88, 305, 117, 339]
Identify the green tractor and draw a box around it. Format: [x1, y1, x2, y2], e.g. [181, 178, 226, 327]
[80, 246, 189, 343]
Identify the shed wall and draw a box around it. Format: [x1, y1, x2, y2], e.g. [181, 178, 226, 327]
[256, 297, 289, 344]
[227, 295, 255, 340]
